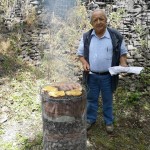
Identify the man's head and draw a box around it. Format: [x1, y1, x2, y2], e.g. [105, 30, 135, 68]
[90, 9, 107, 36]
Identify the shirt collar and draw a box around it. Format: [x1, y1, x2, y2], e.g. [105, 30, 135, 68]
[91, 28, 110, 39]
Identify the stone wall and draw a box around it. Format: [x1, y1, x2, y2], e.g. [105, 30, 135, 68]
[0, 0, 44, 66]
[0, 0, 77, 66]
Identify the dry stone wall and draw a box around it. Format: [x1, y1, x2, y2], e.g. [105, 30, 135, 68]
[0, 0, 77, 66]
[0, 0, 44, 66]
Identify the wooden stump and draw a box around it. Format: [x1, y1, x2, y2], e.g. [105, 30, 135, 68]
[41, 83, 86, 150]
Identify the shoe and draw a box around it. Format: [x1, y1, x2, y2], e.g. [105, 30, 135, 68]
[86, 122, 95, 131]
[106, 124, 114, 134]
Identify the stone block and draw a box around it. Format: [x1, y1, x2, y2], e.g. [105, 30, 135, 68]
[127, 59, 135, 63]
[134, 54, 142, 59]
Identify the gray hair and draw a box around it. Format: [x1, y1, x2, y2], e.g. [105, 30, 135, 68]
[90, 9, 107, 24]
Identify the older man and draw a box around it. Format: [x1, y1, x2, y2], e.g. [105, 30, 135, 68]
[77, 9, 128, 133]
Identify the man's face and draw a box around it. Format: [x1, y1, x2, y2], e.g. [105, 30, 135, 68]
[91, 11, 107, 34]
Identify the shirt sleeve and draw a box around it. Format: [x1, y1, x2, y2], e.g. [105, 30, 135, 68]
[76, 36, 84, 56]
[120, 39, 128, 56]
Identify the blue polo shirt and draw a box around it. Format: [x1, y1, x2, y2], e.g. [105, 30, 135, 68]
[77, 29, 127, 72]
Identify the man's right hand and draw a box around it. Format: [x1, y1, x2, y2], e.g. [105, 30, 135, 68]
[79, 56, 90, 72]
[83, 62, 90, 71]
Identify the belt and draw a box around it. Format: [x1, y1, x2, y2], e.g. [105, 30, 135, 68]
[90, 71, 110, 75]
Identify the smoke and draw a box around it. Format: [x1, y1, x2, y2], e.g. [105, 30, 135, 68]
[41, 0, 82, 83]
[43, 0, 77, 20]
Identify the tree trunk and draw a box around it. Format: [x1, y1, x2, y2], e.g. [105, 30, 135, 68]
[41, 84, 86, 150]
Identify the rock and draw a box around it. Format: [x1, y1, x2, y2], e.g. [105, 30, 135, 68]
[112, 5, 118, 11]
[128, 45, 137, 50]
[133, 41, 141, 47]
[137, 58, 145, 62]
[2, 106, 10, 112]
[21, 50, 27, 55]
[23, 56, 30, 61]
[0, 56, 4, 62]
[95, 2, 106, 6]
[127, 59, 135, 63]
[30, 1, 40, 5]
[127, 53, 132, 58]
[126, 0, 134, 10]
[130, 84, 136, 91]
[34, 61, 41, 66]
[146, 53, 150, 59]
[0, 113, 8, 123]
[134, 54, 142, 59]
[147, 86, 150, 91]
[93, 3, 99, 9]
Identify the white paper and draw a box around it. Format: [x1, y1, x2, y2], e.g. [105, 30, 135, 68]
[108, 66, 144, 75]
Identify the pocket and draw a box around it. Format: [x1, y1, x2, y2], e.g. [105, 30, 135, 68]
[105, 47, 113, 60]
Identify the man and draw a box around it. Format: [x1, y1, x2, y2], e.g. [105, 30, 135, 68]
[77, 9, 128, 133]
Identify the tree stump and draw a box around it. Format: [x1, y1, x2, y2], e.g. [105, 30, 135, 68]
[41, 83, 86, 150]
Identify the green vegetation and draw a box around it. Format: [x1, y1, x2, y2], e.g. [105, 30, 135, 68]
[16, 132, 43, 150]
[134, 24, 148, 48]
[0, 0, 16, 11]
[0, 54, 45, 149]
[109, 8, 126, 29]
[0, 142, 16, 150]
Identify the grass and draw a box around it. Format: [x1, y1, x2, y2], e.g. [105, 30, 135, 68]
[87, 100, 150, 150]
[17, 132, 43, 150]
[88, 122, 150, 150]
[0, 53, 46, 150]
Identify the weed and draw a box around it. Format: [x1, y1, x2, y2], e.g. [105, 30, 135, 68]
[109, 8, 126, 29]
[16, 132, 43, 150]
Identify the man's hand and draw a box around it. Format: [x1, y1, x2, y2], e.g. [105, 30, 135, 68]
[83, 62, 90, 71]
[120, 63, 128, 67]
[79, 56, 90, 71]
[120, 54, 128, 67]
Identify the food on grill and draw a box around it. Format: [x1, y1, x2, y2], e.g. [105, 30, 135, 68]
[66, 89, 82, 96]
[48, 91, 65, 97]
[54, 82, 82, 91]
[42, 83, 82, 97]
[43, 86, 58, 92]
